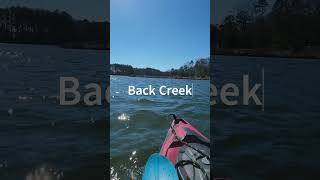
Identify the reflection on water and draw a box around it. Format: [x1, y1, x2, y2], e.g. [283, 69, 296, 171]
[110, 75, 210, 179]
[25, 164, 63, 180]
[117, 113, 130, 121]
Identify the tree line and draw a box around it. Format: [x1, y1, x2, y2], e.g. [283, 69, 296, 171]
[0, 6, 109, 49]
[212, 0, 320, 54]
[110, 58, 209, 79]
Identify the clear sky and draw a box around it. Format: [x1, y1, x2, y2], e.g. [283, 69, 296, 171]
[111, 0, 210, 71]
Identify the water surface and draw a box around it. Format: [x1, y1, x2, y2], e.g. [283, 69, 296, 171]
[0, 43, 108, 180]
[110, 75, 210, 179]
[212, 55, 320, 180]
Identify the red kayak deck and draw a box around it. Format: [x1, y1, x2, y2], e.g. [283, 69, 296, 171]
[160, 119, 209, 165]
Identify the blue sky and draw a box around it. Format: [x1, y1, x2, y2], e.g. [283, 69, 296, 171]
[111, 0, 210, 71]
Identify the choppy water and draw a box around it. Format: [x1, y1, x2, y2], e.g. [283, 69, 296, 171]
[110, 75, 210, 179]
[213, 55, 320, 180]
[0, 43, 108, 180]
[3, 44, 318, 180]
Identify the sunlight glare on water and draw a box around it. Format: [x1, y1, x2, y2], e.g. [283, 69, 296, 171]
[117, 113, 130, 121]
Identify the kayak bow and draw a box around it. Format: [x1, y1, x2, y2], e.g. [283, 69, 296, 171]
[143, 114, 210, 180]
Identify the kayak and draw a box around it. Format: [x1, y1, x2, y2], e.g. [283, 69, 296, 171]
[143, 153, 179, 180]
[143, 114, 210, 180]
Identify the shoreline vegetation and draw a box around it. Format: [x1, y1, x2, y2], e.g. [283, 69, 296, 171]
[112, 74, 209, 80]
[0, 6, 109, 50]
[212, 0, 320, 60]
[214, 48, 320, 59]
[0, 41, 108, 50]
[111, 58, 210, 80]
[2, 1, 320, 58]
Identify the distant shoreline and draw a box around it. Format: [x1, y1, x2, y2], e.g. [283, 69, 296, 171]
[111, 74, 209, 80]
[60, 42, 108, 50]
[0, 41, 108, 50]
[213, 48, 320, 60]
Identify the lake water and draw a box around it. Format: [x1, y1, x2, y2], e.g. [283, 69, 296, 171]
[110, 75, 210, 179]
[0, 43, 108, 180]
[2, 43, 319, 180]
[212, 55, 320, 180]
